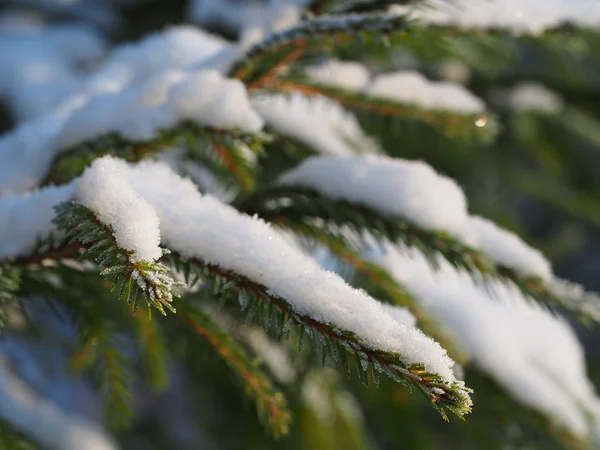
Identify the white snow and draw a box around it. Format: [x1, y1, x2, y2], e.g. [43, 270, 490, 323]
[58, 69, 262, 150]
[76, 158, 162, 262]
[71, 156, 462, 385]
[0, 353, 119, 450]
[0, 67, 262, 195]
[252, 93, 377, 155]
[0, 112, 70, 194]
[468, 216, 553, 281]
[381, 304, 417, 327]
[367, 71, 485, 114]
[0, 184, 75, 260]
[88, 26, 233, 93]
[277, 155, 558, 281]
[393, 0, 600, 34]
[0, 24, 247, 195]
[277, 155, 474, 242]
[306, 60, 371, 91]
[0, 22, 106, 121]
[169, 71, 264, 132]
[303, 63, 484, 116]
[370, 242, 600, 437]
[506, 82, 564, 113]
[57, 71, 182, 149]
[239, 2, 303, 50]
[188, 0, 310, 40]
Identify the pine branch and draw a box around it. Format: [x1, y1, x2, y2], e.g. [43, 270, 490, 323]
[166, 253, 472, 420]
[53, 202, 180, 316]
[238, 186, 600, 326]
[276, 220, 468, 362]
[229, 12, 411, 87]
[47, 122, 270, 191]
[173, 301, 292, 438]
[266, 79, 496, 143]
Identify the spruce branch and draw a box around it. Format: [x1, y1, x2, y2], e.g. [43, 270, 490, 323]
[173, 301, 292, 438]
[229, 12, 411, 87]
[53, 202, 180, 316]
[47, 122, 270, 191]
[265, 79, 496, 143]
[276, 220, 468, 363]
[166, 253, 473, 420]
[239, 186, 600, 326]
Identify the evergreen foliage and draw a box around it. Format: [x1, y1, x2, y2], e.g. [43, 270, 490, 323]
[1, 1, 600, 449]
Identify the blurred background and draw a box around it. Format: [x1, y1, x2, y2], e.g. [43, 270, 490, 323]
[2, 0, 600, 449]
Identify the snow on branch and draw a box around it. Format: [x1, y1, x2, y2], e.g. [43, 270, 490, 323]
[251, 92, 378, 155]
[278, 154, 474, 242]
[306, 60, 371, 91]
[393, 0, 600, 35]
[306, 63, 486, 115]
[369, 242, 600, 442]
[269, 154, 600, 323]
[367, 71, 485, 114]
[0, 69, 265, 195]
[59, 70, 263, 150]
[0, 354, 119, 450]
[8, 156, 471, 415]
[75, 158, 162, 263]
[88, 26, 234, 92]
[229, 10, 410, 85]
[467, 215, 552, 281]
[271, 62, 494, 143]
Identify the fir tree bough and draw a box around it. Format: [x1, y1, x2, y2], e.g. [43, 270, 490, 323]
[2, 1, 600, 449]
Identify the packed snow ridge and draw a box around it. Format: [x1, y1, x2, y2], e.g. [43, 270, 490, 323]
[0, 24, 241, 195]
[393, 0, 600, 34]
[306, 60, 485, 114]
[0, 23, 233, 123]
[279, 154, 474, 242]
[58, 69, 264, 150]
[370, 242, 600, 437]
[367, 72, 485, 115]
[76, 159, 163, 262]
[278, 154, 552, 280]
[0, 68, 263, 195]
[252, 92, 378, 156]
